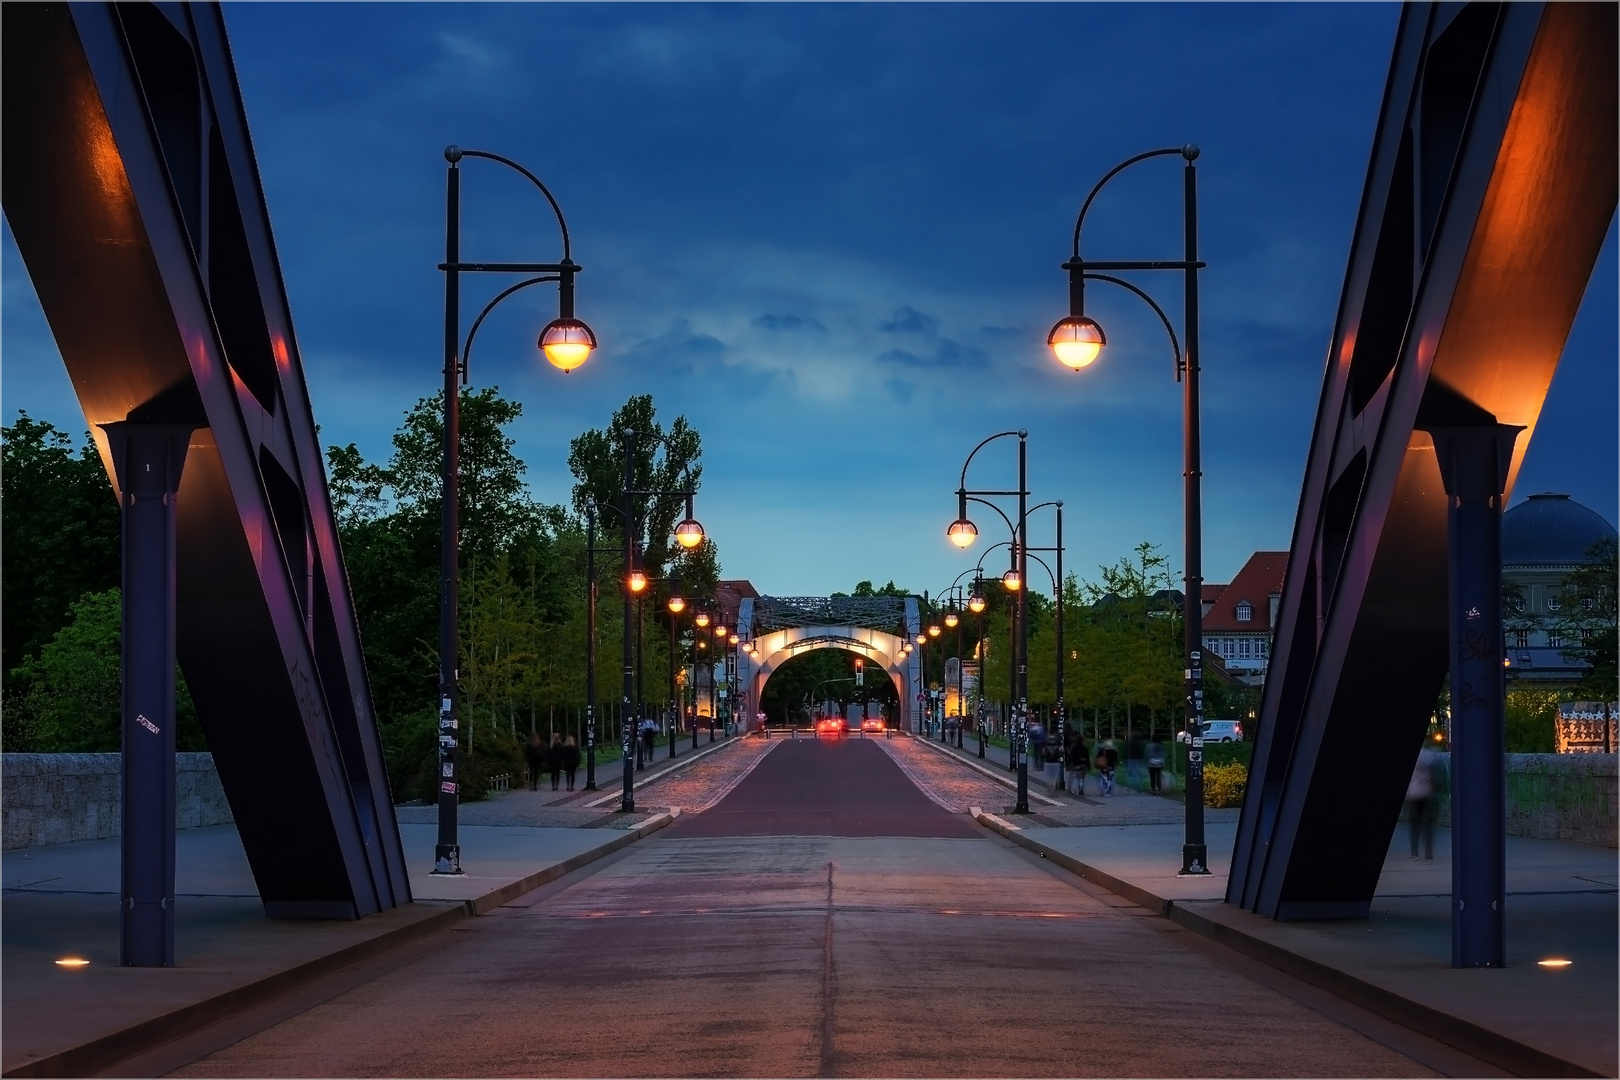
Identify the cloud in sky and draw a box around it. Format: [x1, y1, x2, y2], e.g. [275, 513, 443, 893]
[3, 3, 1614, 599]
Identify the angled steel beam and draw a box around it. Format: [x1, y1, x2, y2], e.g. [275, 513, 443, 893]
[1229, 2, 1616, 920]
[3, 2, 410, 918]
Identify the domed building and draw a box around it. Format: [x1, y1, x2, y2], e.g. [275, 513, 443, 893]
[1502, 493, 1617, 683]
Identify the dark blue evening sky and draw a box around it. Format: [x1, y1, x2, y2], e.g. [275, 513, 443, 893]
[3, 3, 1614, 596]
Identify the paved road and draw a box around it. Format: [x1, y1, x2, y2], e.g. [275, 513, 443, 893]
[172, 739, 1433, 1077]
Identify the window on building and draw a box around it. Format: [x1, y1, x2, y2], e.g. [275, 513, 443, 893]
[1547, 632, 1563, 649]
[1546, 596, 1561, 613]
[1581, 628, 1593, 643]
[1513, 630, 1529, 649]
[1584, 597, 1596, 611]
[1259, 639, 1268, 658]
[1237, 639, 1252, 659]
[1235, 601, 1253, 622]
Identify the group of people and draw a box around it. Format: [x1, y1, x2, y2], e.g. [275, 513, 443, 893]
[524, 732, 583, 792]
[1029, 726, 1170, 797]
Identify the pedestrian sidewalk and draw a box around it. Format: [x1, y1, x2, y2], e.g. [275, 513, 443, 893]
[972, 808, 1617, 1077]
[1, 808, 690, 1077]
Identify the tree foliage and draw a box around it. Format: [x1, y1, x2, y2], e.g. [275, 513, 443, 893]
[1551, 536, 1617, 702]
[1, 412, 120, 676]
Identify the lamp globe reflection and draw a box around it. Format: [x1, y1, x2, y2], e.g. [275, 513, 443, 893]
[1047, 315, 1106, 370]
[538, 317, 598, 372]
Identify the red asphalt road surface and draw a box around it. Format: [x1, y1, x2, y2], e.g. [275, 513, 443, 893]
[665, 736, 982, 839]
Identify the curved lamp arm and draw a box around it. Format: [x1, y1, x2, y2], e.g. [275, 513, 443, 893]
[973, 540, 1013, 573]
[1024, 551, 1057, 592]
[1085, 273, 1183, 381]
[460, 275, 560, 384]
[1070, 146, 1191, 259]
[956, 428, 1027, 515]
[966, 496, 1017, 539]
[454, 147, 574, 262]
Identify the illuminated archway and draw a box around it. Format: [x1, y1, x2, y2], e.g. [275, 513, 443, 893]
[736, 597, 922, 730]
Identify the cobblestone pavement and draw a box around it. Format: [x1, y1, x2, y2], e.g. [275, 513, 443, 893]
[888, 737, 1245, 829]
[393, 736, 777, 828]
[645, 732, 780, 811]
[874, 735, 1028, 813]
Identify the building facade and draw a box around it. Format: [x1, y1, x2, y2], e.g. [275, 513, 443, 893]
[1502, 493, 1617, 684]
[1200, 551, 1288, 687]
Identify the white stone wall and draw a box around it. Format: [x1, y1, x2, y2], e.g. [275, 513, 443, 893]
[1, 753, 233, 850]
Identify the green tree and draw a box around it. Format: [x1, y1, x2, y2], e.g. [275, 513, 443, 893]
[567, 394, 703, 586]
[1, 412, 120, 675]
[6, 588, 202, 753]
[1551, 536, 1617, 702]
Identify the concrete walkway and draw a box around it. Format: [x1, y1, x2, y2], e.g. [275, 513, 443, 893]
[974, 809, 1617, 1078]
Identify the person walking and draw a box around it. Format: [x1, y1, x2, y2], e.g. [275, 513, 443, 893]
[547, 733, 564, 792]
[525, 732, 545, 792]
[1066, 732, 1090, 797]
[1096, 741, 1118, 797]
[1146, 736, 1167, 794]
[562, 735, 582, 792]
[1406, 744, 1438, 860]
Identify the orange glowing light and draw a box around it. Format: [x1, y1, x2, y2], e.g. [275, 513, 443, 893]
[1047, 316, 1105, 369]
[55, 958, 91, 968]
[539, 318, 597, 372]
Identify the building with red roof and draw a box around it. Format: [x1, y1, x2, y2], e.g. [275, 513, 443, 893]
[1201, 551, 1288, 685]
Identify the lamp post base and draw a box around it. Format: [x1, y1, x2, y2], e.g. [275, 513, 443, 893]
[1180, 844, 1210, 875]
[432, 844, 463, 875]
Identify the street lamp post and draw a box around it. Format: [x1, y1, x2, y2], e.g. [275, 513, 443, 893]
[948, 431, 1031, 811]
[1049, 144, 1209, 875]
[598, 429, 705, 813]
[435, 146, 596, 875]
[584, 504, 599, 790]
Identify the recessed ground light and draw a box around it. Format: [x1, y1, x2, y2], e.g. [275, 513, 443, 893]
[54, 957, 90, 968]
[1537, 958, 1573, 968]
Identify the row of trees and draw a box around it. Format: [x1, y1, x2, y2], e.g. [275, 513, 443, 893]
[932, 542, 1245, 742]
[2, 393, 723, 803]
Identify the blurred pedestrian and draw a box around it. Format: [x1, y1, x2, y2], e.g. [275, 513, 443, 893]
[1146, 736, 1167, 794]
[1406, 745, 1439, 860]
[525, 733, 545, 791]
[1040, 732, 1063, 793]
[1096, 742, 1118, 797]
[1066, 732, 1090, 796]
[562, 735, 582, 791]
[548, 733, 564, 791]
[640, 718, 657, 762]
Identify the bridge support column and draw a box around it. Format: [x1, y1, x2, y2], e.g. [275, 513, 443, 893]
[105, 423, 194, 967]
[1428, 423, 1521, 969]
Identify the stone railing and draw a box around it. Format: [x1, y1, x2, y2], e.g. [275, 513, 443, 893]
[1431, 752, 1617, 848]
[2, 753, 233, 851]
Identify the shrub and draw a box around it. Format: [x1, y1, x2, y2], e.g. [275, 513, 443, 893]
[1203, 762, 1247, 808]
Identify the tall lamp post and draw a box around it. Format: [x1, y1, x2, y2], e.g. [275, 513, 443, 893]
[435, 146, 596, 876]
[947, 430, 1030, 810]
[1048, 144, 1209, 875]
[595, 428, 705, 813]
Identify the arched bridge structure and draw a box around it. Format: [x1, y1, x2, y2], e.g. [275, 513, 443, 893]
[737, 596, 922, 729]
